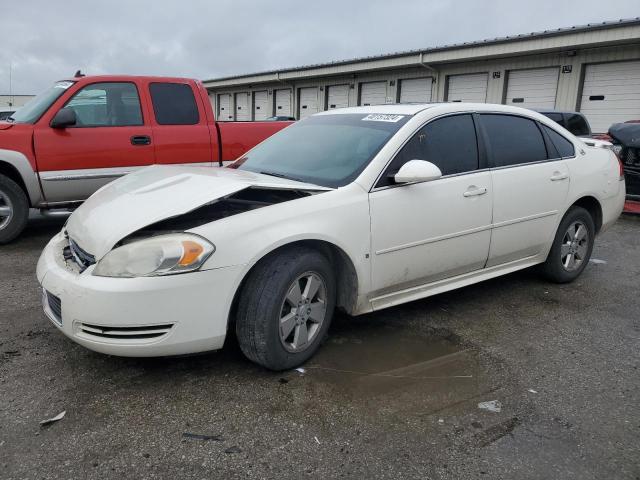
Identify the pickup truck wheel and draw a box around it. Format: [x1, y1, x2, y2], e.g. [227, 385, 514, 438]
[541, 206, 595, 283]
[0, 175, 29, 244]
[236, 246, 336, 371]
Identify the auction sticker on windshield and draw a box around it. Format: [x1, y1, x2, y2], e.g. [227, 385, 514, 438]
[362, 114, 405, 123]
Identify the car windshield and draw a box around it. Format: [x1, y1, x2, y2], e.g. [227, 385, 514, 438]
[229, 113, 411, 188]
[8, 81, 75, 124]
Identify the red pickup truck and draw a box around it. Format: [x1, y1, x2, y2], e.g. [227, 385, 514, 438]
[0, 75, 291, 243]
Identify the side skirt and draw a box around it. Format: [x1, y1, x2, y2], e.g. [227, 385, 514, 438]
[368, 254, 544, 312]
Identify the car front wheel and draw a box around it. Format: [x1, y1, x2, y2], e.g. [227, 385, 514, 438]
[541, 206, 595, 283]
[235, 246, 336, 370]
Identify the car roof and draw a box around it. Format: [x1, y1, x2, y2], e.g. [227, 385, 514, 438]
[314, 102, 553, 118]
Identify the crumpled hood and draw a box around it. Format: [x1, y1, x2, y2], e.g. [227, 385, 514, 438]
[66, 165, 327, 259]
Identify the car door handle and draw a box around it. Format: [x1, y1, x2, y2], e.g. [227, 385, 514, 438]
[550, 172, 569, 181]
[131, 135, 151, 146]
[463, 186, 488, 197]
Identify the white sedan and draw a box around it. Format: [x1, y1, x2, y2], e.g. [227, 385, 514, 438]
[37, 104, 625, 370]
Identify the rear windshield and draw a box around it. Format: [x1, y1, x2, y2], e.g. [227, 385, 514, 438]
[230, 113, 411, 188]
[8, 81, 75, 124]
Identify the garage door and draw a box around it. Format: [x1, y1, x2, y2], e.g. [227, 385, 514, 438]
[505, 68, 559, 109]
[580, 60, 640, 133]
[298, 87, 319, 119]
[446, 73, 488, 103]
[360, 82, 387, 106]
[327, 85, 349, 110]
[253, 90, 268, 120]
[235, 92, 250, 121]
[217, 93, 233, 121]
[275, 89, 292, 117]
[399, 78, 433, 103]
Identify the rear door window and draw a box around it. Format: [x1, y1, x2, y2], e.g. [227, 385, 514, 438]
[543, 126, 575, 158]
[378, 114, 479, 187]
[149, 83, 199, 125]
[480, 114, 548, 167]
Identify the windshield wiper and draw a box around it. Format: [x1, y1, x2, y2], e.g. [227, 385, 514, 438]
[259, 170, 305, 183]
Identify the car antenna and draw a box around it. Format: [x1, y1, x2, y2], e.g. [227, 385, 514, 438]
[74, 70, 85, 78]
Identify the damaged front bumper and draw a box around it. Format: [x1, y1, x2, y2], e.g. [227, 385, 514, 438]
[36, 231, 244, 357]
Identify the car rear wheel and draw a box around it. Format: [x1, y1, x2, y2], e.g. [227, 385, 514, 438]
[541, 206, 595, 283]
[236, 246, 336, 370]
[0, 175, 29, 244]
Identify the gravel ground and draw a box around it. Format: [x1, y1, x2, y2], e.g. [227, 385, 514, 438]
[1, 214, 639, 479]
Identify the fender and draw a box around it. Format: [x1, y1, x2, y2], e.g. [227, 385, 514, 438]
[0, 149, 44, 206]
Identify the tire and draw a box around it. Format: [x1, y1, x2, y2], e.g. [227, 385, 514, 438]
[236, 246, 336, 371]
[0, 175, 29, 244]
[541, 206, 595, 283]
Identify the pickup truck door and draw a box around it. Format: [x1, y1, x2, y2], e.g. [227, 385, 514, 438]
[34, 80, 155, 203]
[146, 81, 214, 166]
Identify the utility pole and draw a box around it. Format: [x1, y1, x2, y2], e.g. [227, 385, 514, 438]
[9, 62, 13, 107]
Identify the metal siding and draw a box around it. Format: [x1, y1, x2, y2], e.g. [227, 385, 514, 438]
[399, 78, 432, 103]
[447, 73, 488, 102]
[253, 90, 268, 120]
[275, 89, 292, 117]
[580, 60, 640, 133]
[505, 67, 559, 109]
[298, 87, 319, 119]
[360, 81, 387, 106]
[326, 84, 350, 109]
[217, 93, 233, 121]
[235, 92, 250, 121]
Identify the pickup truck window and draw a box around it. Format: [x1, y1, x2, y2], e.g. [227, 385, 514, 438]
[64, 82, 143, 127]
[149, 83, 199, 125]
[8, 81, 75, 124]
[566, 114, 590, 137]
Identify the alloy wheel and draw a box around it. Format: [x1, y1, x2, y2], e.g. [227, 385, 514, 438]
[560, 220, 590, 272]
[0, 190, 14, 230]
[279, 272, 327, 353]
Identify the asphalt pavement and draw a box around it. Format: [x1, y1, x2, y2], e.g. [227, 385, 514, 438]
[1, 214, 638, 479]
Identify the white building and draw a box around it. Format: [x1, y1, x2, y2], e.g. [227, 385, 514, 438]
[203, 18, 640, 133]
[0, 94, 35, 112]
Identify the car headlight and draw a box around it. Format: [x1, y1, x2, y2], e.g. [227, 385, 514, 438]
[92, 233, 215, 278]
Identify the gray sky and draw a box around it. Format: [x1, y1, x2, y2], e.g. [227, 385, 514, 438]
[1, 0, 638, 94]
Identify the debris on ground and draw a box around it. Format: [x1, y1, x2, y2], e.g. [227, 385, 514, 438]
[314, 436, 321, 445]
[224, 446, 242, 454]
[295, 367, 306, 374]
[40, 411, 65, 426]
[590, 259, 607, 265]
[478, 400, 502, 413]
[182, 432, 224, 441]
[438, 418, 445, 425]
[278, 378, 289, 384]
[528, 389, 538, 394]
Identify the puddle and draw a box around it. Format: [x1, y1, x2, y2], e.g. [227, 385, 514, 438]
[304, 314, 488, 415]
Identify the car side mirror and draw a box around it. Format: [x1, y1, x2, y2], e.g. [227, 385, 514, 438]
[394, 160, 442, 184]
[50, 108, 77, 129]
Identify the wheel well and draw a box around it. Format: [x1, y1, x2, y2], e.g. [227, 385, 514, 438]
[571, 196, 603, 233]
[0, 161, 31, 206]
[228, 240, 359, 329]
